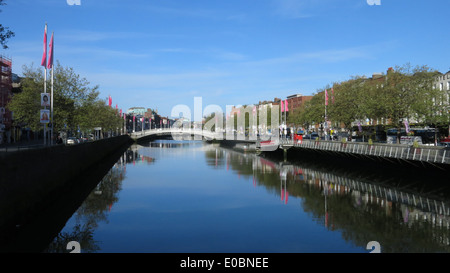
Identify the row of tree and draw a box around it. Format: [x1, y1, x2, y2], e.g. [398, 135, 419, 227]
[7, 62, 124, 137]
[288, 64, 450, 133]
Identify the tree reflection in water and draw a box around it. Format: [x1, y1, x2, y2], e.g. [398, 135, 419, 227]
[205, 144, 450, 253]
[45, 143, 450, 253]
[45, 156, 128, 253]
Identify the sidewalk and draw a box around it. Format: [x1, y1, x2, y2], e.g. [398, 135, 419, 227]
[0, 138, 53, 152]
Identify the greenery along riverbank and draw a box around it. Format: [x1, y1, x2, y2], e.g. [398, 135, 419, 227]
[7, 62, 123, 137]
[288, 64, 449, 134]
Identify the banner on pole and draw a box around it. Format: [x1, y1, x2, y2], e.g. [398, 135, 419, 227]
[404, 119, 410, 133]
[41, 93, 50, 107]
[40, 109, 50, 123]
[41, 24, 47, 67]
[47, 32, 54, 69]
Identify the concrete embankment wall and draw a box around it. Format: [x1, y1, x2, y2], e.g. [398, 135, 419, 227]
[0, 135, 133, 228]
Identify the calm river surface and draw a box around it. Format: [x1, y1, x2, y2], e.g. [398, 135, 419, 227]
[47, 140, 450, 253]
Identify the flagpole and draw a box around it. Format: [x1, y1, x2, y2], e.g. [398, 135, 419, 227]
[325, 89, 328, 140]
[49, 31, 54, 145]
[50, 62, 54, 144]
[44, 67, 47, 146]
[41, 23, 48, 146]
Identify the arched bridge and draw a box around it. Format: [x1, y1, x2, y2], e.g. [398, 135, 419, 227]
[130, 128, 225, 142]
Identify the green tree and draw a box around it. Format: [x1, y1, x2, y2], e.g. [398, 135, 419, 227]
[410, 69, 448, 125]
[328, 78, 368, 130]
[290, 89, 327, 130]
[7, 62, 120, 136]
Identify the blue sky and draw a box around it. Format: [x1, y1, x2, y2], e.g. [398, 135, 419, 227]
[1, 0, 449, 118]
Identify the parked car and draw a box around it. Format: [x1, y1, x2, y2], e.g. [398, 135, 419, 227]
[66, 137, 78, 145]
[303, 132, 319, 139]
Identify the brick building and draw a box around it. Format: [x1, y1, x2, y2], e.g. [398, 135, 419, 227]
[0, 56, 12, 143]
[286, 94, 313, 112]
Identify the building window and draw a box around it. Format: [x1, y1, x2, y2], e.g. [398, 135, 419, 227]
[440, 83, 444, 91]
[447, 81, 450, 91]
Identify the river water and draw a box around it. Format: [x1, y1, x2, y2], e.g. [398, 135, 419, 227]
[46, 140, 450, 253]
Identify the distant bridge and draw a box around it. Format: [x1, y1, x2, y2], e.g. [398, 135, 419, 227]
[130, 128, 217, 140]
[130, 128, 253, 143]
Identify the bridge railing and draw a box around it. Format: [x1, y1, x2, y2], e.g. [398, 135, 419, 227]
[280, 139, 450, 164]
[130, 128, 223, 139]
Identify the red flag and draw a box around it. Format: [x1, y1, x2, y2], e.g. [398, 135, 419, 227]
[41, 24, 47, 67]
[108, 96, 112, 107]
[47, 31, 54, 69]
[285, 99, 289, 112]
[325, 89, 328, 106]
[281, 100, 284, 113]
[331, 87, 334, 104]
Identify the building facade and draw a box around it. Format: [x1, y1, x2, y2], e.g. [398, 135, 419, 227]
[435, 70, 450, 94]
[286, 94, 313, 113]
[0, 56, 12, 144]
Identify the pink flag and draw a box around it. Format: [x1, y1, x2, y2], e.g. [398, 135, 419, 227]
[325, 89, 328, 106]
[281, 100, 284, 113]
[331, 87, 334, 104]
[108, 96, 112, 107]
[41, 24, 47, 67]
[47, 32, 54, 69]
[285, 99, 289, 112]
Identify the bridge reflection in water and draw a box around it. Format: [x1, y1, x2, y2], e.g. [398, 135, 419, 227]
[44, 141, 450, 253]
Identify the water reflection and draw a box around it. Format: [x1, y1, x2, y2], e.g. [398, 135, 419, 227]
[49, 141, 450, 253]
[45, 151, 130, 253]
[204, 144, 450, 252]
[127, 145, 156, 166]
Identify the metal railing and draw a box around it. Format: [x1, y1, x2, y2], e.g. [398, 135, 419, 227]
[280, 139, 450, 164]
[0, 143, 47, 153]
[130, 128, 223, 140]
